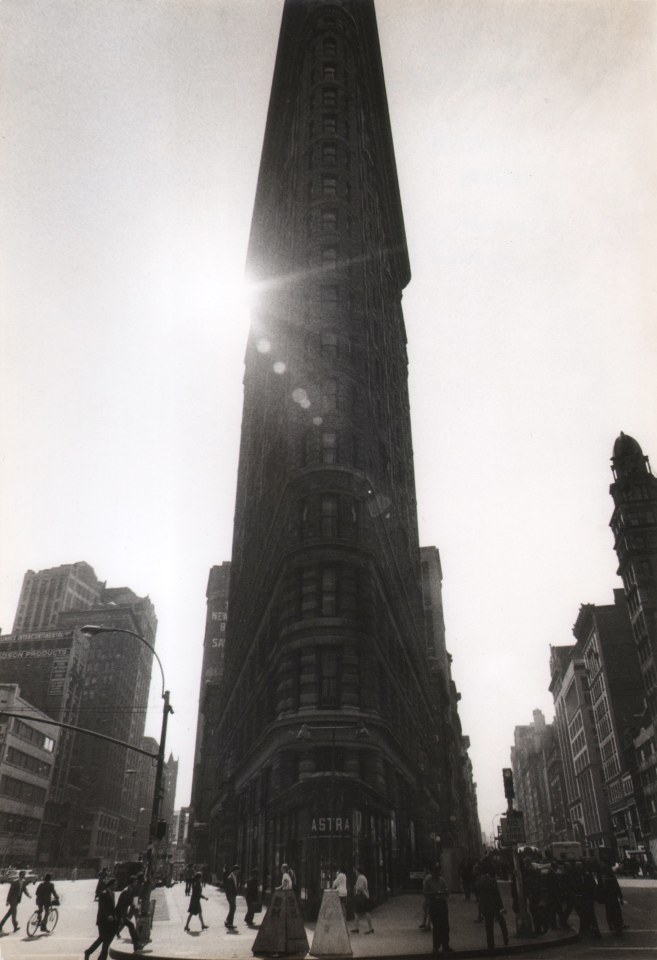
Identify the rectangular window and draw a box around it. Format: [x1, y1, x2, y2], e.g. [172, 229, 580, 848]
[322, 87, 337, 107]
[322, 175, 337, 196]
[322, 143, 337, 165]
[321, 566, 338, 616]
[321, 495, 339, 537]
[322, 209, 337, 230]
[323, 64, 336, 81]
[322, 247, 337, 269]
[321, 431, 337, 465]
[321, 332, 338, 358]
[319, 646, 340, 706]
[323, 115, 337, 134]
[322, 379, 338, 412]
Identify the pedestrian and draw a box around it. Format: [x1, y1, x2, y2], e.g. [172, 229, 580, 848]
[244, 868, 260, 928]
[116, 875, 140, 950]
[84, 876, 117, 960]
[71, 866, 79, 882]
[420, 865, 432, 930]
[35, 873, 59, 931]
[0, 870, 32, 933]
[545, 862, 567, 929]
[278, 863, 293, 890]
[184, 871, 208, 932]
[184, 864, 194, 896]
[332, 865, 348, 919]
[475, 864, 508, 953]
[600, 866, 624, 936]
[573, 861, 601, 939]
[424, 863, 453, 956]
[94, 868, 109, 902]
[224, 864, 240, 931]
[350, 866, 374, 934]
[459, 859, 474, 902]
[525, 867, 547, 935]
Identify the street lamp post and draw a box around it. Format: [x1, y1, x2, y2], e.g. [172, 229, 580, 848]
[81, 625, 174, 858]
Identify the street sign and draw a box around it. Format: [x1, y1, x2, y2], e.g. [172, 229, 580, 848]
[499, 811, 526, 847]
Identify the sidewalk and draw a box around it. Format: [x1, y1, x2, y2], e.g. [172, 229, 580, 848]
[110, 881, 577, 960]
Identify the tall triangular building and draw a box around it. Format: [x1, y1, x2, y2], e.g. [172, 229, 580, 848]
[206, 0, 477, 909]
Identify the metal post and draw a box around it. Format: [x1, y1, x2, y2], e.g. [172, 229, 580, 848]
[150, 690, 172, 844]
[508, 798, 533, 937]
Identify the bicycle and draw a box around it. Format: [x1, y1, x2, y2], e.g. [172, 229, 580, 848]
[26, 900, 59, 937]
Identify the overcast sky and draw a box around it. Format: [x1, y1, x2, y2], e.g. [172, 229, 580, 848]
[1, 0, 656, 840]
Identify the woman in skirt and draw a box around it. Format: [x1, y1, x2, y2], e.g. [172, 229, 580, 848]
[351, 866, 374, 934]
[184, 872, 208, 932]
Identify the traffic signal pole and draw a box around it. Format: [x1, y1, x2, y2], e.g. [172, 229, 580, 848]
[502, 769, 533, 938]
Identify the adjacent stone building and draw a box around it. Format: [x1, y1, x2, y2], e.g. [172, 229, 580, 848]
[609, 432, 657, 861]
[4, 563, 159, 866]
[0, 684, 59, 866]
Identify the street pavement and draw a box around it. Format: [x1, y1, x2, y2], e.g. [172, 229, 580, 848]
[0, 877, 654, 960]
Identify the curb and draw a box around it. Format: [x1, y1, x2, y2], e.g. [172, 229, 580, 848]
[110, 928, 579, 960]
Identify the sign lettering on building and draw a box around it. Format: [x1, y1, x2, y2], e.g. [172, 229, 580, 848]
[0, 647, 69, 660]
[310, 816, 352, 836]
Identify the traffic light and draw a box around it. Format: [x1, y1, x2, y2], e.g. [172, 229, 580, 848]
[502, 767, 515, 800]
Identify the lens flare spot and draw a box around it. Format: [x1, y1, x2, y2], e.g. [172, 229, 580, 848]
[313, 417, 323, 426]
[257, 338, 271, 354]
[292, 388, 311, 409]
[273, 361, 286, 375]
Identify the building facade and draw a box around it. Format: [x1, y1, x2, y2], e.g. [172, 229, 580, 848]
[0, 684, 58, 866]
[201, 0, 476, 912]
[420, 547, 480, 872]
[511, 709, 565, 853]
[549, 644, 613, 852]
[190, 563, 230, 862]
[5, 563, 158, 867]
[0, 627, 89, 863]
[572, 592, 646, 858]
[609, 432, 657, 861]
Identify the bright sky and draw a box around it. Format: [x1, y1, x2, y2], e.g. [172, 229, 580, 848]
[1, 0, 656, 842]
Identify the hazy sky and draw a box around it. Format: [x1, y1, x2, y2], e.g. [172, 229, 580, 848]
[1, 0, 656, 840]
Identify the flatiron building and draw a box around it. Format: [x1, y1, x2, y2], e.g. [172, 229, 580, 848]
[205, 0, 477, 908]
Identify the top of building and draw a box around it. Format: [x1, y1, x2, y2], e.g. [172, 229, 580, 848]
[613, 431, 643, 459]
[610, 431, 653, 482]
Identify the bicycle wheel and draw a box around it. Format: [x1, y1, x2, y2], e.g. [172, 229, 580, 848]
[26, 911, 40, 937]
[46, 907, 59, 933]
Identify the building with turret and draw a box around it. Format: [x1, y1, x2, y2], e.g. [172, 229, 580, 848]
[609, 432, 657, 862]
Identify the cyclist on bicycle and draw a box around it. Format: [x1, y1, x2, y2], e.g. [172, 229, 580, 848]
[35, 874, 59, 932]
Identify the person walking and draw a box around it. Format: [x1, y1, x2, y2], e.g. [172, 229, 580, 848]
[459, 859, 474, 902]
[545, 862, 567, 930]
[94, 868, 109, 902]
[600, 866, 624, 936]
[244, 868, 260, 928]
[84, 876, 117, 960]
[350, 866, 373, 934]
[332, 866, 348, 919]
[184, 871, 208, 932]
[224, 864, 240, 931]
[278, 863, 294, 890]
[184, 864, 194, 896]
[420, 866, 432, 930]
[475, 865, 508, 953]
[35, 874, 59, 931]
[424, 863, 453, 956]
[116, 876, 140, 950]
[0, 870, 32, 933]
[574, 861, 601, 939]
